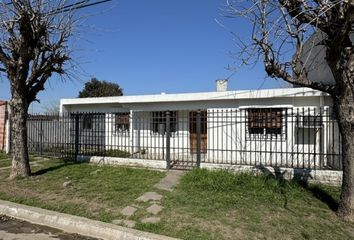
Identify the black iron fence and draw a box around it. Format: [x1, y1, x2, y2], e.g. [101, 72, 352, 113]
[26, 107, 342, 170]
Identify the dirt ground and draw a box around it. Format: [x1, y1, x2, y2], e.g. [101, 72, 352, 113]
[0, 215, 99, 240]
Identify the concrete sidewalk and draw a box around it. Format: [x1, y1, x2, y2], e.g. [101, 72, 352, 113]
[0, 200, 178, 240]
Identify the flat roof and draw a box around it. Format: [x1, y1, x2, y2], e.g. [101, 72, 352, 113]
[60, 87, 328, 106]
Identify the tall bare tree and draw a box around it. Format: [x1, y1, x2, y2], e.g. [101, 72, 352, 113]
[0, 0, 110, 179]
[226, 0, 354, 221]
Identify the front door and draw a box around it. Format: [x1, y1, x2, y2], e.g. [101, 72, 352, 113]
[189, 111, 207, 153]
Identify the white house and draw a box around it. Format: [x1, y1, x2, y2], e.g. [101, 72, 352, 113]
[59, 81, 341, 170]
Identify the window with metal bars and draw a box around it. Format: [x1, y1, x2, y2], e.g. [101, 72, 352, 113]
[114, 113, 130, 132]
[151, 111, 177, 134]
[247, 108, 286, 138]
[82, 114, 93, 130]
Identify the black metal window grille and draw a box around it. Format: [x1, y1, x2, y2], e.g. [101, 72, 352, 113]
[115, 113, 130, 132]
[82, 114, 93, 130]
[151, 111, 177, 134]
[189, 111, 207, 134]
[247, 108, 286, 139]
[297, 115, 323, 128]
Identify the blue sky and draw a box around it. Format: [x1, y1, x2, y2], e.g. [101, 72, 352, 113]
[0, 0, 283, 112]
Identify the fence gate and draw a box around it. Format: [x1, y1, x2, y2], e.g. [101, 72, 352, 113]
[166, 110, 205, 170]
[72, 113, 106, 158]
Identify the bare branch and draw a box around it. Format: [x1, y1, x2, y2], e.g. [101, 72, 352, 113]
[224, 0, 354, 94]
[0, 0, 112, 104]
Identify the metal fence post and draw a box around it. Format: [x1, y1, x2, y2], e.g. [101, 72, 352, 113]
[39, 118, 43, 155]
[74, 114, 80, 162]
[196, 110, 201, 168]
[166, 111, 171, 169]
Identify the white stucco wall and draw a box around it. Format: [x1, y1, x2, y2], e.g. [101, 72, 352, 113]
[205, 106, 339, 168]
[58, 89, 340, 169]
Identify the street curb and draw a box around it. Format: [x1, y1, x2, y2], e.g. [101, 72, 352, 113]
[0, 200, 178, 240]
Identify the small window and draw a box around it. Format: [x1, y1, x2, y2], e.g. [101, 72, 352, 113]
[82, 114, 93, 130]
[115, 113, 130, 132]
[151, 111, 177, 134]
[247, 108, 285, 138]
[297, 115, 322, 128]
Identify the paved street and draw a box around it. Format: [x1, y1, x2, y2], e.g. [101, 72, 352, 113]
[0, 215, 99, 240]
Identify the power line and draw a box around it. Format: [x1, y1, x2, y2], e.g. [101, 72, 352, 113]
[52, 0, 91, 12]
[48, 0, 113, 15]
[0, 0, 113, 14]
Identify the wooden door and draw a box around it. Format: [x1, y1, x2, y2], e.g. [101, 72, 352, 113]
[189, 111, 207, 153]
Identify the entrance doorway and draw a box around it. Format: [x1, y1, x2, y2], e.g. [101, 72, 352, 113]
[189, 111, 207, 153]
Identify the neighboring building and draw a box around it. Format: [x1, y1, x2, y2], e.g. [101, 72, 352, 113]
[297, 31, 354, 85]
[58, 81, 341, 170]
[0, 101, 8, 151]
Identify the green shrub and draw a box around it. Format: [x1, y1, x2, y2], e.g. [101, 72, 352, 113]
[84, 149, 131, 158]
[104, 149, 131, 158]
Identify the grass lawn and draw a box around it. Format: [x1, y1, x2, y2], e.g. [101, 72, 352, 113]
[0, 151, 11, 168]
[0, 151, 8, 160]
[0, 159, 352, 239]
[135, 169, 354, 240]
[0, 159, 166, 222]
[0, 153, 49, 168]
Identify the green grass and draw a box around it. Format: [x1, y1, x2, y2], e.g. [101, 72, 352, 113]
[0, 159, 165, 222]
[0, 160, 352, 240]
[0, 154, 49, 168]
[0, 160, 11, 168]
[135, 169, 353, 240]
[0, 151, 11, 168]
[0, 151, 9, 160]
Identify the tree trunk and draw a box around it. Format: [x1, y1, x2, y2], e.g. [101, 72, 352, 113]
[333, 90, 354, 222]
[9, 95, 31, 179]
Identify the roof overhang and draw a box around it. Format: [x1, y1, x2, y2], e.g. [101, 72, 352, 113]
[60, 87, 328, 107]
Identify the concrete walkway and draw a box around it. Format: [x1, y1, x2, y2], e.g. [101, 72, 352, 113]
[154, 170, 185, 192]
[114, 170, 185, 226]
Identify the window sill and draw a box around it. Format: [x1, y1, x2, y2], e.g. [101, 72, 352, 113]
[246, 134, 287, 141]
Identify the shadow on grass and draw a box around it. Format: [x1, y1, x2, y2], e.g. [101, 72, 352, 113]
[258, 165, 339, 212]
[300, 183, 339, 211]
[259, 166, 289, 209]
[31, 159, 83, 176]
